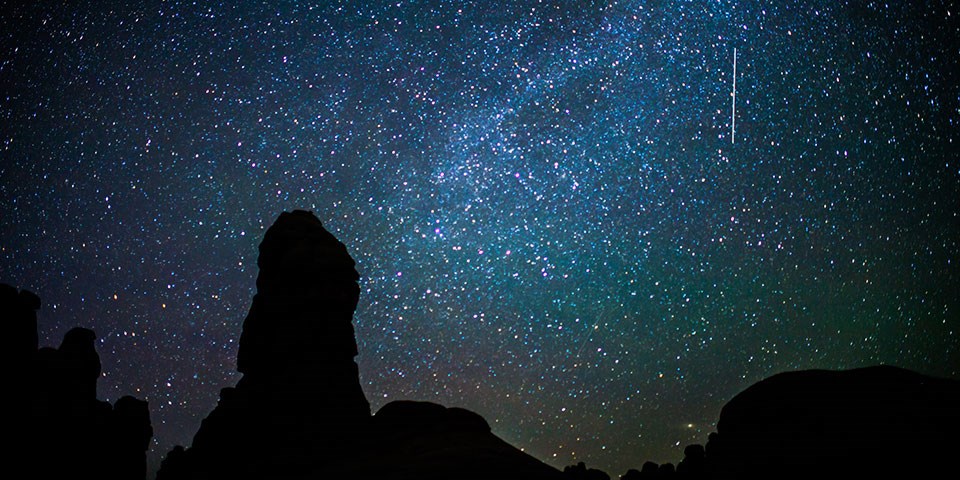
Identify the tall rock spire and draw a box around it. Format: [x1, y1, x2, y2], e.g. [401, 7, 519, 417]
[238, 209, 364, 378]
[160, 210, 370, 480]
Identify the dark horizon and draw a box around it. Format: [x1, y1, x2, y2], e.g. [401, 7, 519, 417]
[3, 1, 958, 477]
[8, 210, 959, 479]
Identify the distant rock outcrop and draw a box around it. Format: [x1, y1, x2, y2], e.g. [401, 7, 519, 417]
[351, 400, 563, 480]
[3, 283, 39, 362]
[158, 210, 561, 480]
[704, 365, 960, 477]
[2, 283, 154, 480]
[563, 461, 611, 480]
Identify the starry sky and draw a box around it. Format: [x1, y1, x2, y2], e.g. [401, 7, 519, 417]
[2, 0, 958, 476]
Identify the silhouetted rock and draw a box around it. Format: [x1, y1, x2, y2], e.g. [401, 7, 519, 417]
[620, 468, 642, 480]
[563, 461, 611, 480]
[623, 461, 666, 480]
[5, 284, 41, 455]
[157, 446, 189, 480]
[158, 211, 562, 480]
[2, 283, 40, 363]
[1, 283, 153, 480]
[238, 210, 365, 376]
[345, 400, 562, 480]
[705, 365, 960, 477]
[373, 399, 490, 433]
[657, 463, 675, 477]
[58, 327, 102, 400]
[675, 444, 704, 477]
[110, 396, 154, 480]
[158, 210, 371, 479]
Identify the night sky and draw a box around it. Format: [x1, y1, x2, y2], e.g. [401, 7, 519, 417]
[2, 0, 958, 476]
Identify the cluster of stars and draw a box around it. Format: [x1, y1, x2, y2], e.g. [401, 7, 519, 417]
[2, 1, 957, 477]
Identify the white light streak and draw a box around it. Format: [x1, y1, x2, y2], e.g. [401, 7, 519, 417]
[732, 47, 737, 144]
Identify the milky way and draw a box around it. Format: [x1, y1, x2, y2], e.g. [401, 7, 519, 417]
[2, 1, 958, 476]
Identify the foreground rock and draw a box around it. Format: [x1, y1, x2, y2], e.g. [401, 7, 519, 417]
[159, 210, 561, 479]
[158, 210, 371, 479]
[3, 283, 153, 480]
[351, 400, 563, 480]
[705, 365, 960, 477]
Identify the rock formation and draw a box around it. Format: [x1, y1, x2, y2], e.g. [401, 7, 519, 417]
[704, 365, 960, 477]
[2, 283, 153, 480]
[563, 461, 611, 480]
[2, 282, 39, 363]
[110, 395, 156, 480]
[159, 210, 561, 480]
[675, 444, 705, 476]
[158, 210, 371, 479]
[352, 400, 564, 480]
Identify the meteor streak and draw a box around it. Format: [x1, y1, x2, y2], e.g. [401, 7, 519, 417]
[732, 47, 737, 144]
